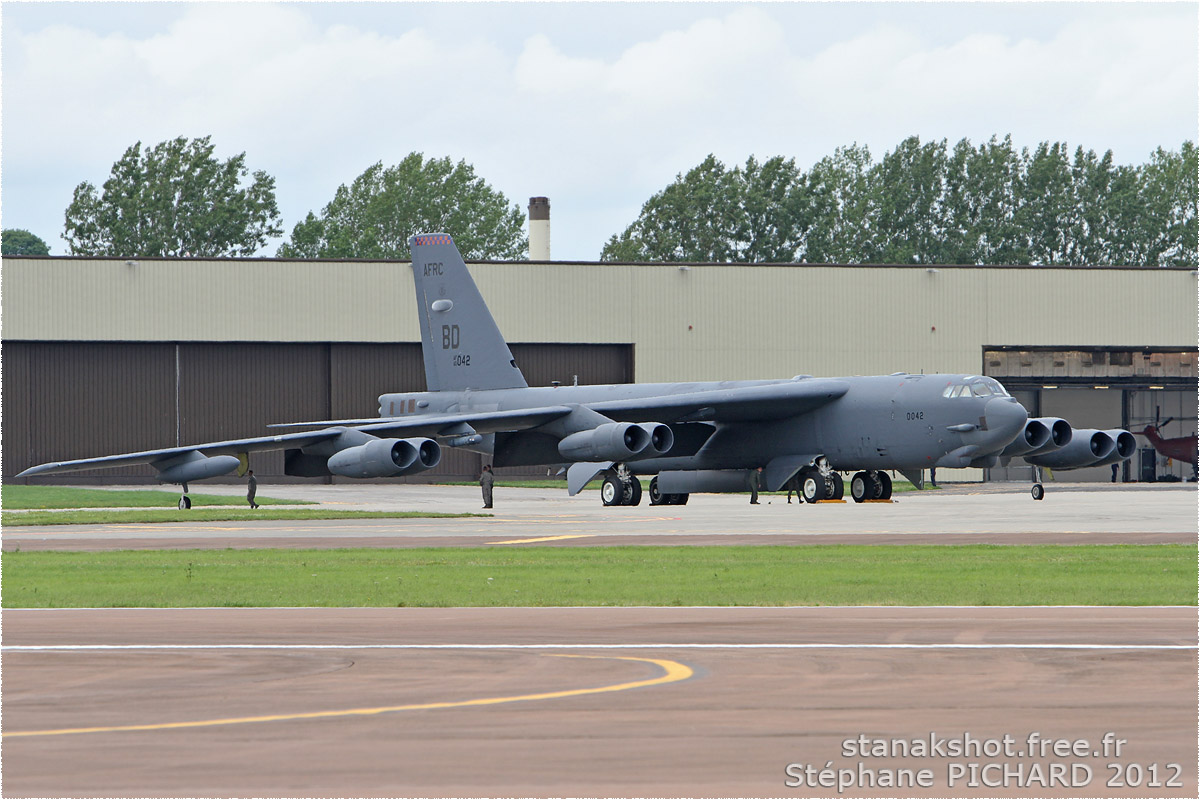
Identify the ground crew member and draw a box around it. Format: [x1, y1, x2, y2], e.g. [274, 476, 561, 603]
[246, 470, 259, 509]
[747, 467, 761, 504]
[480, 464, 494, 509]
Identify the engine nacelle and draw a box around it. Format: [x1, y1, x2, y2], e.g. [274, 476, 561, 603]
[1087, 430, 1137, 468]
[1017, 418, 1073, 457]
[557, 422, 651, 462]
[1026, 429, 1114, 470]
[998, 418, 1052, 458]
[155, 451, 241, 484]
[326, 437, 441, 478]
[638, 423, 674, 455]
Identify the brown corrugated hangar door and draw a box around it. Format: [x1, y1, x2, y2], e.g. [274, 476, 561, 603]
[4, 341, 634, 483]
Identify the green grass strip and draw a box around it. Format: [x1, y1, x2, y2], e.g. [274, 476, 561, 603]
[3, 545, 1193, 608]
[2, 509, 488, 527]
[3, 485, 312, 509]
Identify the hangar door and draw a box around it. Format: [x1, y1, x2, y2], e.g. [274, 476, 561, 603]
[4, 341, 634, 482]
[985, 346, 1197, 483]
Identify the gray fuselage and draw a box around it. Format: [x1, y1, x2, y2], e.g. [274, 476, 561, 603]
[379, 372, 1027, 474]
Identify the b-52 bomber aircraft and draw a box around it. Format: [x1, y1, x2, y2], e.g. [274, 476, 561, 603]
[19, 233, 1135, 506]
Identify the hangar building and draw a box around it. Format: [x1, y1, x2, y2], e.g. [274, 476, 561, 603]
[4, 236, 1196, 485]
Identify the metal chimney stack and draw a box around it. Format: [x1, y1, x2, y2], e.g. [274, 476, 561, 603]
[528, 197, 550, 261]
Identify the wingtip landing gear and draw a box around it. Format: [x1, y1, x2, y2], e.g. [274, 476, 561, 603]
[178, 482, 192, 510]
[1031, 466, 1045, 501]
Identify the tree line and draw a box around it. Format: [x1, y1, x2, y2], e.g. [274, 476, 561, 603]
[2, 134, 1195, 267]
[602, 137, 1198, 267]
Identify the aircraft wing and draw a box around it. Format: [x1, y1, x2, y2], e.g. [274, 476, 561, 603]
[585, 379, 850, 423]
[16, 407, 576, 478]
[266, 406, 576, 437]
[15, 429, 347, 478]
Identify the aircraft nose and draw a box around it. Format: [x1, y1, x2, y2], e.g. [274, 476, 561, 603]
[984, 397, 1028, 447]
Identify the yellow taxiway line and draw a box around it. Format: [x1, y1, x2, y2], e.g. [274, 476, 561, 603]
[3, 654, 693, 738]
[488, 534, 596, 545]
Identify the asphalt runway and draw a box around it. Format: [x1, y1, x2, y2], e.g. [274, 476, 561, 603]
[3, 606, 1196, 798]
[4, 482, 1196, 550]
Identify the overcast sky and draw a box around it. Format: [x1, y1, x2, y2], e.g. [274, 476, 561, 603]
[3, 1, 1197, 260]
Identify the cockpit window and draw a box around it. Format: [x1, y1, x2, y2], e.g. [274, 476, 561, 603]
[982, 377, 1009, 396]
[944, 378, 1008, 399]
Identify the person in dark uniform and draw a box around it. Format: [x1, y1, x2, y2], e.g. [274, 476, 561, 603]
[246, 470, 259, 509]
[747, 467, 761, 504]
[480, 464, 495, 509]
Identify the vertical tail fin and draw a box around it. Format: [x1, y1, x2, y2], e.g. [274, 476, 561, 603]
[410, 233, 528, 392]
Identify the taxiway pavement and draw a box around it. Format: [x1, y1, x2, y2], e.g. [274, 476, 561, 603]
[4, 482, 1195, 550]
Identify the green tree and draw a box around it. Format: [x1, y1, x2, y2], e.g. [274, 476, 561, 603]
[801, 144, 875, 263]
[868, 136, 949, 264]
[2, 229, 50, 255]
[601, 154, 808, 262]
[603, 136, 1196, 268]
[601, 155, 742, 262]
[942, 136, 1028, 265]
[277, 154, 526, 260]
[1066, 146, 1122, 265]
[1018, 142, 1076, 265]
[63, 136, 282, 257]
[1135, 142, 1198, 267]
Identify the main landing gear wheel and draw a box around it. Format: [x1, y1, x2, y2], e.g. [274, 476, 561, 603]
[850, 471, 875, 503]
[648, 477, 687, 506]
[1031, 483, 1044, 501]
[799, 468, 825, 504]
[625, 478, 643, 506]
[601, 476, 625, 506]
[876, 471, 893, 500]
[826, 472, 844, 500]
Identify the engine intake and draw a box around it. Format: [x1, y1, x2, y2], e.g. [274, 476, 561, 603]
[998, 419, 1051, 457]
[557, 422, 656, 462]
[1026, 429, 1114, 470]
[638, 423, 674, 455]
[326, 437, 441, 478]
[1087, 430, 1137, 468]
[1019, 418, 1073, 457]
